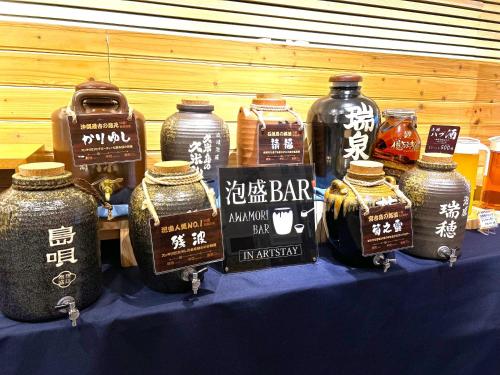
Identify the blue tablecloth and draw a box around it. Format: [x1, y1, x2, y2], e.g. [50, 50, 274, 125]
[1, 231, 499, 375]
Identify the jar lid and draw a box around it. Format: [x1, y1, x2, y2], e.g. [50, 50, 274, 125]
[347, 160, 385, 177]
[18, 162, 66, 177]
[177, 99, 214, 112]
[383, 109, 416, 117]
[152, 161, 192, 175]
[13, 162, 73, 190]
[417, 152, 456, 170]
[252, 93, 286, 107]
[329, 74, 362, 83]
[75, 79, 119, 91]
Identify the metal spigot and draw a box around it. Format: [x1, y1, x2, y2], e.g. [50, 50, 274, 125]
[55, 296, 80, 327]
[181, 267, 208, 295]
[373, 254, 397, 272]
[98, 177, 123, 202]
[437, 246, 457, 268]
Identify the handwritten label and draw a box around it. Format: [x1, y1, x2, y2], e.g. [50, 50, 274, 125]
[425, 125, 460, 154]
[360, 203, 413, 256]
[478, 210, 498, 230]
[69, 113, 142, 165]
[258, 122, 304, 164]
[150, 209, 223, 274]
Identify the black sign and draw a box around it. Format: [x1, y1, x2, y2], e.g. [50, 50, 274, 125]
[258, 122, 304, 164]
[149, 209, 224, 274]
[359, 203, 413, 256]
[69, 113, 142, 165]
[219, 165, 317, 273]
[425, 125, 460, 154]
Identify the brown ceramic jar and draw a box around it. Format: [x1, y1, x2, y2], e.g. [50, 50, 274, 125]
[237, 93, 304, 166]
[399, 153, 470, 265]
[52, 80, 146, 205]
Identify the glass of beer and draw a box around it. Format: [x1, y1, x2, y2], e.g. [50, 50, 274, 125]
[480, 136, 500, 211]
[453, 137, 490, 214]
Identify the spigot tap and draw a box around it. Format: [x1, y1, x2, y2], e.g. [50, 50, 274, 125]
[55, 296, 80, 327]
[98, 177, 123, 202]
[438, 246, 458, 268]
[182, 267, 208, 295]
[373, 254, 396, 272]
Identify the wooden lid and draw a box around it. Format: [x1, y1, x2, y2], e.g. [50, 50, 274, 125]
[153, 161, 191, 174]
[329, 74, 362, 82]
[252, 93, 286, 106]
[421, 153, 453, 164]
[256, 93, 282, 99]
[18, 162, 66, 177]
[181, 99, 210, 106]
[347, 160, 384, 176]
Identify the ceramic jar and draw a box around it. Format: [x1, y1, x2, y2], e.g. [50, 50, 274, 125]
[400, 153, 470, 265]
[52, 79, 146, 205]
[323, 161, 406, 270]
[129, 161, 213, 293]
[0, 162, 101, 323]
[161, 100, 230, 183]
[308, 74, 380, 189]
[237, 93, 304, 166]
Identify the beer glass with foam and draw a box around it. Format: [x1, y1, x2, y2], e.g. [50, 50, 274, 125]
[452, 137, 490, 214]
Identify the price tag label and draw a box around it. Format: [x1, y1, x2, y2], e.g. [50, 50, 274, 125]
[478, 210, 498, 231]
[149, 209, 224, 274]
[359, 203, 413, 256]
[425, 125, 460, 154]
[258, 122, 304, 164]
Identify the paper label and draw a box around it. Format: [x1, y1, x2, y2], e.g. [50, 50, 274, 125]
[478, 210, 498, 230]
[149, 209, 224, 274]
[69, 113, 141, 165]
[425, 125, 460, 154]
[359, 203, 413, 256]
[258, 122, 304, 164]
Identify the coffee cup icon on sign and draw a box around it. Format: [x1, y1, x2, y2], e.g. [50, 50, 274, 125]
[272, 207, 294, 235]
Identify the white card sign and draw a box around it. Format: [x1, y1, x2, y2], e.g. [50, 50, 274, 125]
[478, 210, 498, 231]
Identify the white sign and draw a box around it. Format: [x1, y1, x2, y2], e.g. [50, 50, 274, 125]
[478, 210, 498, 230]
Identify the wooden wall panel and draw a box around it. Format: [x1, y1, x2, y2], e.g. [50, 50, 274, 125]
[2, 0, 499, 59]
[0, 17, 498, 170]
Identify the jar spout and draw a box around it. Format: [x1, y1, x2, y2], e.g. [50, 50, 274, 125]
[373, 254, 396, 272]
[98, 177, 123, 202]
[55, 296, 80, 327]
[437, 246, 458, 268]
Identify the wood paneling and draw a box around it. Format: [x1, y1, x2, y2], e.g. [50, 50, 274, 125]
[2, 51, 498, 102]
[0, 16, 497, 171]
[1, 0, 499, 59]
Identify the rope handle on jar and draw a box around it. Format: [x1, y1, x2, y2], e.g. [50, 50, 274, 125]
[73, 178, 114, 220]
[66, 101, 134, 123]
[342, 175, 412, 216]
[250, 104, 304, 131]
[141, 169, 218, 227]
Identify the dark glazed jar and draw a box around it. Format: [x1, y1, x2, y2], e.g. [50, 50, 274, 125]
[400, 153, 470, 266]
[52, 79, 146, 205]
[308, 74, 380, 189]
[372, 109, 421, 179]
[0, 162, 101, 323]
[323, 161, 407, 270]
[161, 100, 230, 183]
[129, 161, 212, 293]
